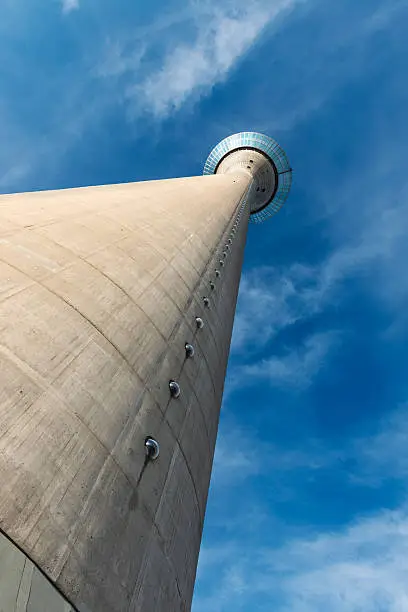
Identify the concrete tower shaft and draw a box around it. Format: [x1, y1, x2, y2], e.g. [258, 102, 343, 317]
[0, 133, 291, 612]
[0, 174, 251, 611]
[216, 148, 277, 213]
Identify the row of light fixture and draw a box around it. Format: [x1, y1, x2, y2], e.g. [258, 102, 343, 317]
[144, 198, 247, 461]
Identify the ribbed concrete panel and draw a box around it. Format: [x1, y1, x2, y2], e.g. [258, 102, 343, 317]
[0, 173, 251, 612]
[0, 530, 74, 611]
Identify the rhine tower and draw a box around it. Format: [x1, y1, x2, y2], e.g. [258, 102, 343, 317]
[0, 132, 291, 611]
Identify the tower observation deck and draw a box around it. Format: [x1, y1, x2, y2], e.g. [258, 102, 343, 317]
[204, 131, 292, 222]
[0, 133, 291, 611]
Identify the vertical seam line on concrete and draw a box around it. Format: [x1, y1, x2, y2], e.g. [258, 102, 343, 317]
[0, 527, 80, 612]
[14, 555, 26, 609]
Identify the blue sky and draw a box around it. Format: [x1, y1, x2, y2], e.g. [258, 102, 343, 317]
[2, 0, 408, 610]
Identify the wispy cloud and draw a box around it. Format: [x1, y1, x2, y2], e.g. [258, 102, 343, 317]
[275, 510, 408, 612]
[196, 507, 408, 611]
[231, 264, 325, 352]
[212, 427, 262, 485]
[133, 0, 296, 117]
[196, 404, 408, 611]
[95, 40, 146, 78]
[233, 195, 408, 354]
[210, 420, 331, 497]
[0, 0, 301, 190]
[61, 0, 79, 14]
[230, 331, 339, 390]
[220, 392, 408, 495]
[3, 0, 407, 192]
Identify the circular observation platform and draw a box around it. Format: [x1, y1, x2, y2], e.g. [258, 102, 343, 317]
[203, 132, 292, 223]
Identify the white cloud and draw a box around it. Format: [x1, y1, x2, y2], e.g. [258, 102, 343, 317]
[231, 331, 338, 390]
[3, 0, 406, 191]
[219, 393, 408, 493]
[196, 504, 408, 612]
[131, 0, 297, 117]
[227, 116, 408, 396]
[61, 0, 79, 14]
[270, 508, 408, 612]
[213, 404, 408, 495]
[196, 409, 408, 611]
[212, 428, 261, 485]
[210, 421, 319, 489]
[231, 264, 325, 352]
[232, 189, 408, 355]
[0, 0, 301, 189]
[209, 421, 330, 511]
[95, 41, 145, 78]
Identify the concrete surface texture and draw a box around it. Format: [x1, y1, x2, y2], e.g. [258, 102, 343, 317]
[0, 171, 252, 611]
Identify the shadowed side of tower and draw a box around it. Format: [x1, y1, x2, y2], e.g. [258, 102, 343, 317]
[0, 134, 291, 611]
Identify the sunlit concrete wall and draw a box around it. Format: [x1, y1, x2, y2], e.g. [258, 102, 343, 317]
[0, 173, 251, 611]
